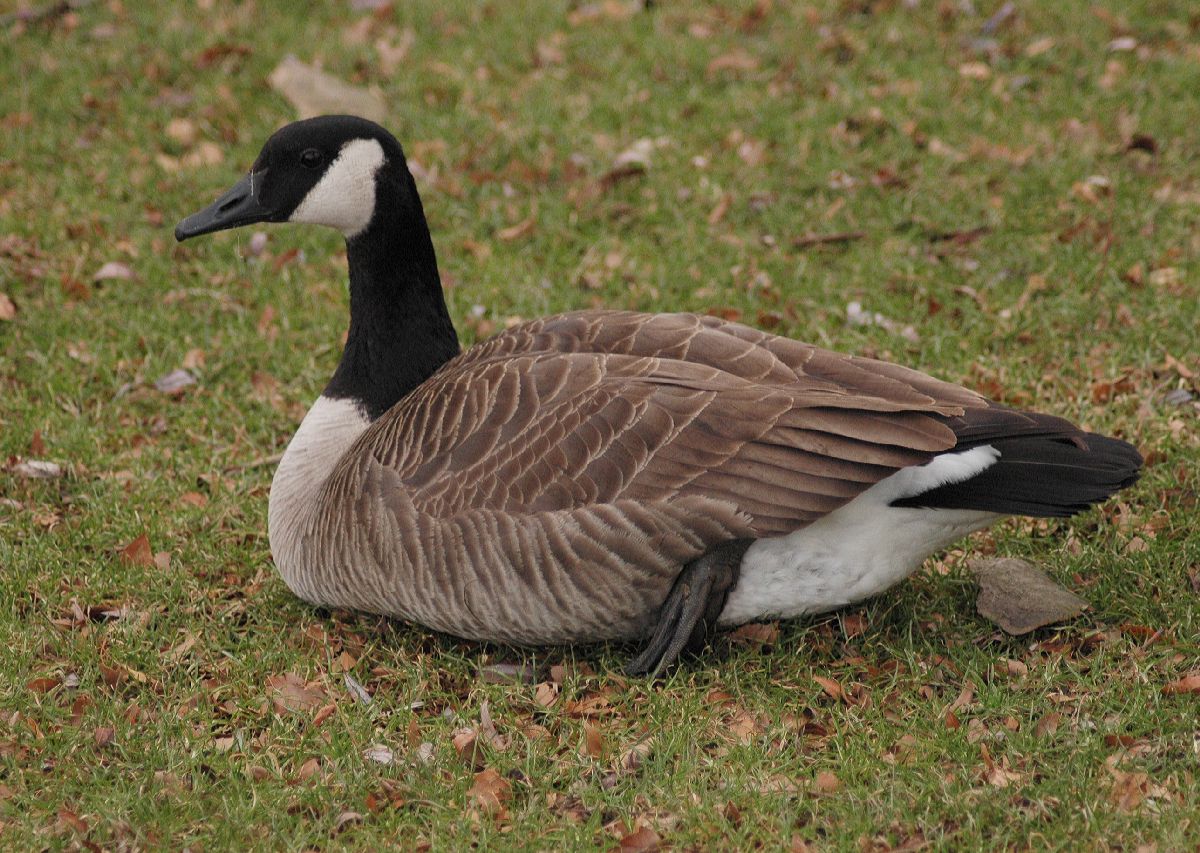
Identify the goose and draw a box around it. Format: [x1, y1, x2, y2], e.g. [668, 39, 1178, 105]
[175, 115, 1142, 675]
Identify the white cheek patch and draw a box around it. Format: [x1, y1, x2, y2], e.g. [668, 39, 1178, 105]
[289, 138, 386, 238]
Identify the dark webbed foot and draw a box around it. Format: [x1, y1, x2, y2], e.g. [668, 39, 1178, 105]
[626, 538, 752, 678]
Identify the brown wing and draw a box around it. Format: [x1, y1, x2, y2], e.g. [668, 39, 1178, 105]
[351, 310, 987, 537]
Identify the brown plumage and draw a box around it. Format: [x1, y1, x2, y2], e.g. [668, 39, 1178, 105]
[175, 117, 1142, 672]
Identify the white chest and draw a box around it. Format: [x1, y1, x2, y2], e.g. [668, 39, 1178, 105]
[268, 395, 371, 573]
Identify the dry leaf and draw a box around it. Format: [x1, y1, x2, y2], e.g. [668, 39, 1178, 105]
[0, 292, 15, 320]
[343, 673, 372, 705]
[729, 621, 780, 645]
[12, 460, 62, 479]
[813, 675, 845, 702]
[707, 49, 759, 76]
[617, 824, 662, 852]
[970, 558, 1088, 634]
[94, 261, 135, 282]
[269, 55, 388, 123]
[497, 209, 537, 241]
[363, 744, 395, 765]
[1163, 673, 1200, 695]
[814, 770, 840, 793]
[154, 369, 196, 394]
[582, 722, 604, 758]
[468, 768, 510, 815]
[267, 672, 328, 713]
[119, 534, 155, 568]
[534, 681, 559, 708]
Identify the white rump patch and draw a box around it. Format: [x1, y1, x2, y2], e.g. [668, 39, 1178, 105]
[720, 445, 1002, 624]
[289, 138, 386, 238]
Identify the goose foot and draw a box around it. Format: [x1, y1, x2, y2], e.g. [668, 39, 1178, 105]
[625, 538, 753, 678]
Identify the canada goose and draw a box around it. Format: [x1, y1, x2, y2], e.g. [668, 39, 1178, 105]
[175, 116, 1142, 675]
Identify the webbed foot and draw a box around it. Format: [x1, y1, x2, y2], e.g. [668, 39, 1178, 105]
[625, 538, 752, 678]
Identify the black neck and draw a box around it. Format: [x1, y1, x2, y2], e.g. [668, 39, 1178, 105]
[323, 164, 460, 420]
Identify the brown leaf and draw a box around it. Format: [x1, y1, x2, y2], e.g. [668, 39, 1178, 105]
[581, 722, 604, 758]
[970, 558, 1088, 634]
[812, 675, 845, 702]
[468, 768, 510, 816]
[814, 770, 840, 793]
[269, 56, 388, 123]
[841, 612, 868, 638]
[496, 209, 537, 241]
[617, 824, 662, 852]
[1163, 673, 1200, 695]
[267, 672, 328, 714]
[0, 292, 15, 320]
[453, 729, 485, 771]
[27, 676, 59, 694]
[728, 622, 779, 646]
[1035, 712, 1062, 738]
[534, 681, 559, 708]
[707, 49, 759, 77]
[707, 192, 732, 224]
[93, 726, 115, 748]
[119, 534, 155, 568]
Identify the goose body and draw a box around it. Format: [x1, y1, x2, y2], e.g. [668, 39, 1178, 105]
[176, 116, 1141, 671]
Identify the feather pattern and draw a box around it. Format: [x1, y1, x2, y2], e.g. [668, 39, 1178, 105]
[267, 310, 1068, 644]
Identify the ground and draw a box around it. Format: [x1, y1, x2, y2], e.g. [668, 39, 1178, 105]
[2, 0, 1198, 849]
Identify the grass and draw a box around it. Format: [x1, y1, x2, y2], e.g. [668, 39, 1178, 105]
[2, 0, 1199, 848]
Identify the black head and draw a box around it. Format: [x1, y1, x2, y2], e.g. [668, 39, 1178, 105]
[175, 115, 408, 242]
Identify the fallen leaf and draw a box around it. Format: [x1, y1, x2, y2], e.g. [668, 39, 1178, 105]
[813, 675, 845, 703]
[119, 534, 155, 568]
[582, 722, 604, 758]
[1035, 712, 1062, 738]
[534, 681, 559, 708]
[1163, 673, 1200, 695]
[93, 726, 115, 748]
[617, 823, 662, 852]
[0, 292, 14, 320]
[12, 460, 62, 479]
[269, 55, 388, 123]
[468, 768, 510, 815]
[814, 770, 840, 793]
[970, 558, 1088, 634]
[267, 672, 328, 714]
[362, 744, 395, 765]
[497, 208, 537, 241]
[343, 673, 372, 705]
[728, 622, 779, 645]
[479, 662, 540, 684]
[154, 368, 197, 394]
[707, 49, 759, 77]
[93, 261, 135, 282]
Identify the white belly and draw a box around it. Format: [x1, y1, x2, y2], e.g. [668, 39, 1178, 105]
[719, 446, 1001, 624]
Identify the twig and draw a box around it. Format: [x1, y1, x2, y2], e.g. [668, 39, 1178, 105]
[925, 225, 991, 244]
[792, 231, 866, 248]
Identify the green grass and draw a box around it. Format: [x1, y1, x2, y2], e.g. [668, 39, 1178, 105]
[3, 0, 1199, 848]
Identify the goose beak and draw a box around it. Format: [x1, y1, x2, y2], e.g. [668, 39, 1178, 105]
[175, 171, 272, 241]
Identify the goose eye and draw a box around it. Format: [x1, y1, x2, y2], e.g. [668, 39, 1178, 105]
[299, 148, 323, 169]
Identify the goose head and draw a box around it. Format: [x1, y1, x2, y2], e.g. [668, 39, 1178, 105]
[175, 115, 413, 242]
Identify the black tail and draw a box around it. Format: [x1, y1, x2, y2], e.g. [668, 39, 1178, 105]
[891, 431, 1142, 518]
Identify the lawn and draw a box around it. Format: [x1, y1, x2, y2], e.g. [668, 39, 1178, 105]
[2, 0, 1199, 848]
